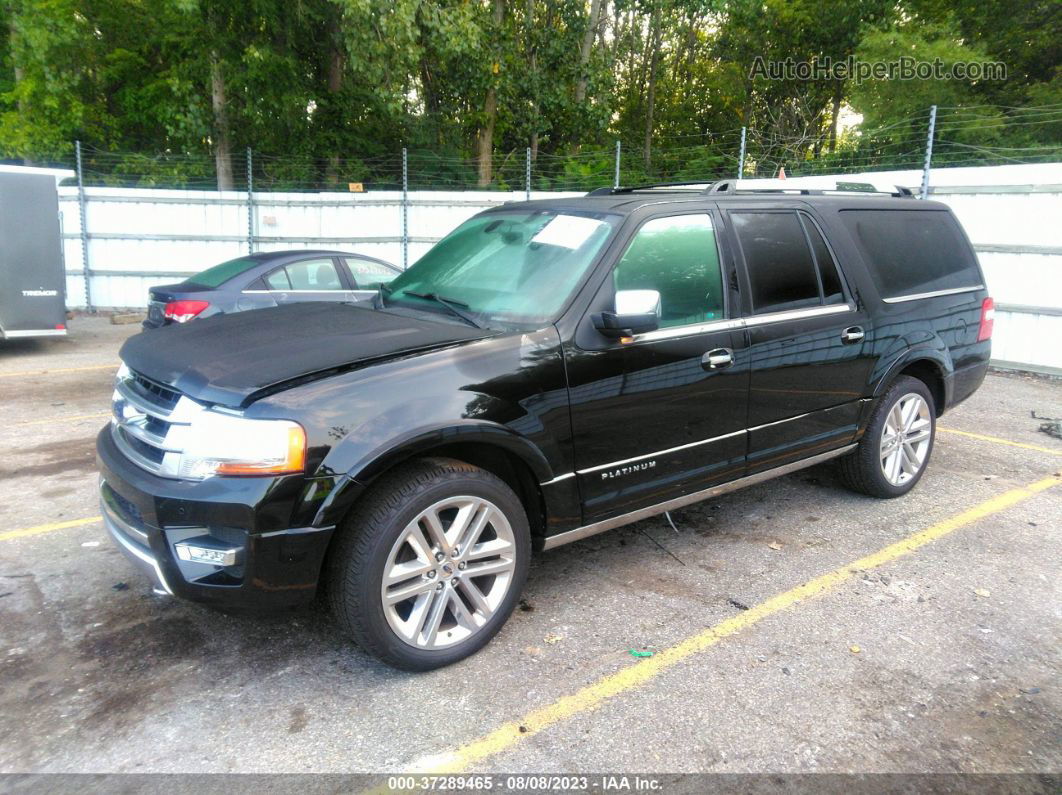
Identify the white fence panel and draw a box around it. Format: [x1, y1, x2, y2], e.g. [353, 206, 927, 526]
[55, 166, 1059, 373]
[929, 185, 1062, 374]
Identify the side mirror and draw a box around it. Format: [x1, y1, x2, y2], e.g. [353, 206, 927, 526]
[592, 289, 661, 339]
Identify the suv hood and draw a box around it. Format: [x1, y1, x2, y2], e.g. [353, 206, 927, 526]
[120, 302, 492, 406]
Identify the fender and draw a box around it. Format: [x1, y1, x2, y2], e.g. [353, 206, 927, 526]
[312, 420, 556, 528]
[866, 338, 953, 423]
[872, 347, 950, 395]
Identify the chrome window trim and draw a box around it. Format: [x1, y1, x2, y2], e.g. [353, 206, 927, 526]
[881, 285, 984, 304]
[632, 317, 743, 342]
[542, 445, 856, 550]
[742, 303, 852, 327]
[241, 289, 351, 294]
[628, 304, 852, 343]
[575, 429, 745, 475]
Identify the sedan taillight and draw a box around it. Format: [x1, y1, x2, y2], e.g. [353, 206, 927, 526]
[164, 300, 210, 323]
[977, 296, 995, 342]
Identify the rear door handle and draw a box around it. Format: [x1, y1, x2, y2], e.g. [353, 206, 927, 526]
[702, 348, 733, 370]
[841, 326, 865, 344]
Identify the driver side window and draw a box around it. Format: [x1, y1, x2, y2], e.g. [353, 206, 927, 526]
[612, 214, 724, 329]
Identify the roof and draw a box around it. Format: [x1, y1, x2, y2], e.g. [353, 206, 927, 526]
[486, 181, 931, 217]
[243, 249, 398, 268]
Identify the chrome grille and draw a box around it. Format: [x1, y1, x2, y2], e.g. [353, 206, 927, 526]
[133, 371, 180, 409]
[111, 367, 206, 478]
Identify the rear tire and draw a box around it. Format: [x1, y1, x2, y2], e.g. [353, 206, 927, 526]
[839, 376, 936, 498]
[327, 457, 530, 671]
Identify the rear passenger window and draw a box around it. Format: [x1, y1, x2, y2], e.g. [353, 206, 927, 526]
[732, 212, 821, 313]
[286, 259, 344, 290]
[800, 215, 845, 305]
[612, 214, 724, 328]
[840, 209, 980, 299]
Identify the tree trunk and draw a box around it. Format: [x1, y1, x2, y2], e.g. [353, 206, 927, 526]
[573, 0, 603, 105]
[324, 39, 345, 185]
[526, 0, 539, 161]
[642, 7, 662, 172]
[476, 0, 505, 187]
[210, 51, 234, 191]
[477, 87, 498, 187]
[828, 84, 842, 153]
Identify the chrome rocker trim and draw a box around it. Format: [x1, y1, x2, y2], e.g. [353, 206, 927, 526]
[2, 328, 68, 338]
[541, 444, 857, 550]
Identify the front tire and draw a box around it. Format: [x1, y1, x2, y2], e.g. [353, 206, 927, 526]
[839, 376, 936, 498]
[327, 457, 530, 671]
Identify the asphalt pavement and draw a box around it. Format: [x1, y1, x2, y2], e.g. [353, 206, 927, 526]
[0, 315, 1059, 779]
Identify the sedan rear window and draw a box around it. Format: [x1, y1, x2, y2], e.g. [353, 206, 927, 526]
[185, 257, 260, 288]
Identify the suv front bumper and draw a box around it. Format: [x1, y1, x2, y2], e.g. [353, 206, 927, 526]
[96, 426, 335, 610]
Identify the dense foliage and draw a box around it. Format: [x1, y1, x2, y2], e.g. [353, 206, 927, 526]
[1, 0, 1059, 189]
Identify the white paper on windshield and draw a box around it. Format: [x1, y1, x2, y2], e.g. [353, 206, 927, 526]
[531, 215, 604, 249]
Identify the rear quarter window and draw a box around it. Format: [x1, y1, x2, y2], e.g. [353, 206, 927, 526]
[840, 209, 981, 299]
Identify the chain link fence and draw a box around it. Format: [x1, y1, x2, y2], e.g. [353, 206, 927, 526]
[55, 104, 1062, 194]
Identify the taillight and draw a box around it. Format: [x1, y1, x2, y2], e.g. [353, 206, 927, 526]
[164, 300, 209, 323]
[977, 297, 995, 342]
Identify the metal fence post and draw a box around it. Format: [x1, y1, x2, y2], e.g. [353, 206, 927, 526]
[401, 147, 409, 270]
[920, 105, 937, 200]
[614, 140, 621, 189]
[246, 147, 254, 253]
[75, 140, 92, 312]
[525, 147, 531, 202]
[738, 126, 747, 180]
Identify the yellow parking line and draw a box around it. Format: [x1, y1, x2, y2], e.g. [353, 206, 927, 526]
[14, 412, 110, 427]
[938, 427, 1062, 456]
[0, 516, 101, 543]
[0, 363, 117, 379]
[416, 474, 1062, 774]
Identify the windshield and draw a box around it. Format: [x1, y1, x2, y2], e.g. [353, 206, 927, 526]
[185, 257, 261, 288]
[383, 210, 617, 328]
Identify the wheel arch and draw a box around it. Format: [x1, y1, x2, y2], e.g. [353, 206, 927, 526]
[314, 422, 553, 540]
[872, 349, 951, 417]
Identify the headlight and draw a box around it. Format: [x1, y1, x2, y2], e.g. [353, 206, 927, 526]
[178, 411, 306, 480]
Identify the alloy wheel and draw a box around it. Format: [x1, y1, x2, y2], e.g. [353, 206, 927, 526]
[879, 393, 932, 486]
[380, 496, 517, 649]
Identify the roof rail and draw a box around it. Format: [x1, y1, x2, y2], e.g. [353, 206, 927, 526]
[588, 180, 915, 198]
[585, 180, 722, 196]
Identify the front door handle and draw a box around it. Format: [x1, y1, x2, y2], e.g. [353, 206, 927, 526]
[702, 348, 733, 370]
[841, 326, 865, 344]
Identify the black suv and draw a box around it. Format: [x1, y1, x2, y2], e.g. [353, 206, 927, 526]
[97, 182, 993, 670]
